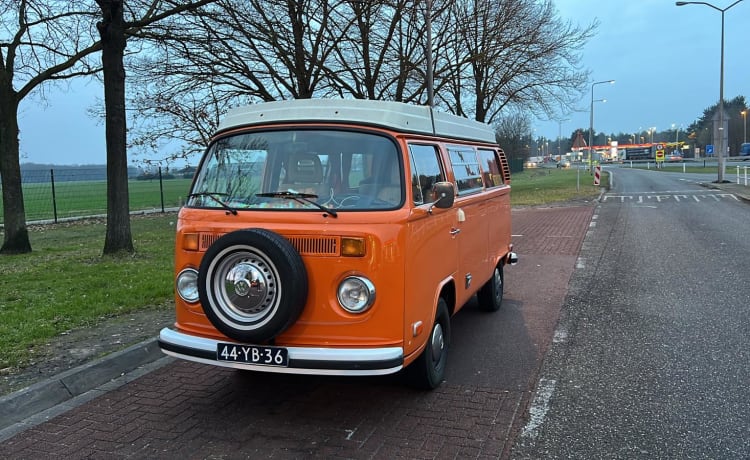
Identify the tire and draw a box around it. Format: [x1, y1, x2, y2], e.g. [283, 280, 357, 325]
[477, 263, 504, 312]
[198, 228, 308, 343]
[407, 299, 450, 390]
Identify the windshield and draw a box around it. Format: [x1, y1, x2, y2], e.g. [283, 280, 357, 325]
[188, 129, 403, 212]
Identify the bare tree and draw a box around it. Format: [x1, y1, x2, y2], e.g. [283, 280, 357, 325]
[127, 0, 357, 164]
[0, 0, 100, 254]
[94, 0, 217, 254]
[495, 110, 532, 162]
[443, 0, 596, 123]
[0, 0, 217, 255]
[125, 0, 597, 163]
[328, 0, 433, 104]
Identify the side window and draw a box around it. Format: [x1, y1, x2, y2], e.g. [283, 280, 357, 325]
[408, 144, 445, 204]
[477, 148, 505, 188]
[448, 147, 483, 194]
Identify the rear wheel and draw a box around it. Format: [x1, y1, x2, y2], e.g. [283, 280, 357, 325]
[407, 299, 450, 390]
[477, 263, 504, 312]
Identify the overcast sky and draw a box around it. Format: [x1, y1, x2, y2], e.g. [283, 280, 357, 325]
[16, 0, 750, 165]
[536, 0, 750, 150]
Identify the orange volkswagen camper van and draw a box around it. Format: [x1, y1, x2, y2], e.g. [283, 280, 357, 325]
[159, 99, 517, 389]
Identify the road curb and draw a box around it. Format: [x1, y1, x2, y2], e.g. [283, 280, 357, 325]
[0, 337, 165, 432]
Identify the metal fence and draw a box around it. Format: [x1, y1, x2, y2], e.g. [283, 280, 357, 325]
[0, 166, 192, 226]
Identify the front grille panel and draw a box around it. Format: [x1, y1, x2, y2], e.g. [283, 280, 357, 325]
[286, 236, 340, 256]
[200, 233, 222, 251]
[197, 232, 339, 257]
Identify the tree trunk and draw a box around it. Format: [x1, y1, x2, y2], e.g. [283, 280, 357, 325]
[0, 80, 32, 254]
[97, 0, 133, 254]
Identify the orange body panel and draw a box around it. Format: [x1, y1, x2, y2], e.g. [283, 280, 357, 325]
[174, 207, 410, 348]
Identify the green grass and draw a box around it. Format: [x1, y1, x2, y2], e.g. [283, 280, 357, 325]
[0, 215, 176, 370]
[510, 167, 606, 206]
[0, 169, 601, 371]
[0, 178, 192, 222]
[626, 163, 720, 174]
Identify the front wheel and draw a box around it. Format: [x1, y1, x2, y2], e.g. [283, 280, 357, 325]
[406, 299, 450, 390]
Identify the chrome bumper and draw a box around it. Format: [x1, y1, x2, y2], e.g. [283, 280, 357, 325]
[158, 327, 404, 376]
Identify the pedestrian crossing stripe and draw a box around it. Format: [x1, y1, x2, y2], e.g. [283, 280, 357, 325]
[602, 193, 738, 203]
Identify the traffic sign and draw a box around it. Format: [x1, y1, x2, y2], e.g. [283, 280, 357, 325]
[706, 144, 714, 155]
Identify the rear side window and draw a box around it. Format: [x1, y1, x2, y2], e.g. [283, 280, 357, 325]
[448, 147, 483, 195]
[408, 144, 445, 204]
[477, 149, 505, 188]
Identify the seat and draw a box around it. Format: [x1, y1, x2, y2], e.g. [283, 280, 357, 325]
[281, 153, 325, 195]
[359, 163, 402, 206]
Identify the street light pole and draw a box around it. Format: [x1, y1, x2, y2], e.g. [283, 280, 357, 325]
[676, 0, 744, 182]
[742, 110, 747, 143]
[589, 80, 615, 171]
[425, 0, 434, 108]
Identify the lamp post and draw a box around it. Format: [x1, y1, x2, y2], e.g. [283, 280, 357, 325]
[676, 0, 744, 182]
[557, 119, 568, 159]
[589, 80, 614, 170]
[425, 0, 434, 107]
[742, 109, 747, 143]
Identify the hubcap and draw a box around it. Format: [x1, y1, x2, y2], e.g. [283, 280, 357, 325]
[212, 251, 279, 323]
[494, 268, 503, 303]
[225, 263, 268, 313]
[430, 323, 445, 363]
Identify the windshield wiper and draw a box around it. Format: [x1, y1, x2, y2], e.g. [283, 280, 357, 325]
[256, 191, 338, 217]
[188, 192, 238, 215]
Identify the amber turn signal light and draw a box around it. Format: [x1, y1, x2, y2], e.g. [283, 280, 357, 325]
[182, 233, 200, 251]
[341, 237, 365, 257]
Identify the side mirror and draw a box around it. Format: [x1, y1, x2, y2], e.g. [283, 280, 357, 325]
[430, 181, 455, 210]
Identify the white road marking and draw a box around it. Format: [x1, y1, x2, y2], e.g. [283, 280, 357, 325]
[521, 378, 557, 439]
[552, 329, 568, 344]
[602, 192, 738, 203]
[576, 257, 586, 269]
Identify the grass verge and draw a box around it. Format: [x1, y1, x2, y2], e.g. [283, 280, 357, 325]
[0, 215, 176, 371]
[510, 167, 606, 206]
[626, 163, 720, 174]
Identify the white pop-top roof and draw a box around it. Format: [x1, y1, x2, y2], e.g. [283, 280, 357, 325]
[217, 99, 497, 144]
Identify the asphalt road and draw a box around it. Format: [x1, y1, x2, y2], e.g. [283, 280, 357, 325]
[512, 168, 750, 459]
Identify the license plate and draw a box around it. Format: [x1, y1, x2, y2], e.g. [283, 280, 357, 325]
[216, 342, 289, 367]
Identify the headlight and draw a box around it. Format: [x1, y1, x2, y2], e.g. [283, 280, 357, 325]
[176, 268, 200, 303]
[337, 276, 375, 313]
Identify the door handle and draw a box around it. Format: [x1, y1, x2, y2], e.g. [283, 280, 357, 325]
[450, 228, 461, 236]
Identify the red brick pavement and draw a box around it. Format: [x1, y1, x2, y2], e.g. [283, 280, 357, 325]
[511, 206, 594, 256]
[0, 206, 594, 460]
[1, 363, 522, 459]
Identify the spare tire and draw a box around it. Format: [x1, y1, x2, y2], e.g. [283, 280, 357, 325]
[198, 228, 308, 343]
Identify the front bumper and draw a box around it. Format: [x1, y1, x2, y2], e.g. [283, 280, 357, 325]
[158, 327, 404, 376]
